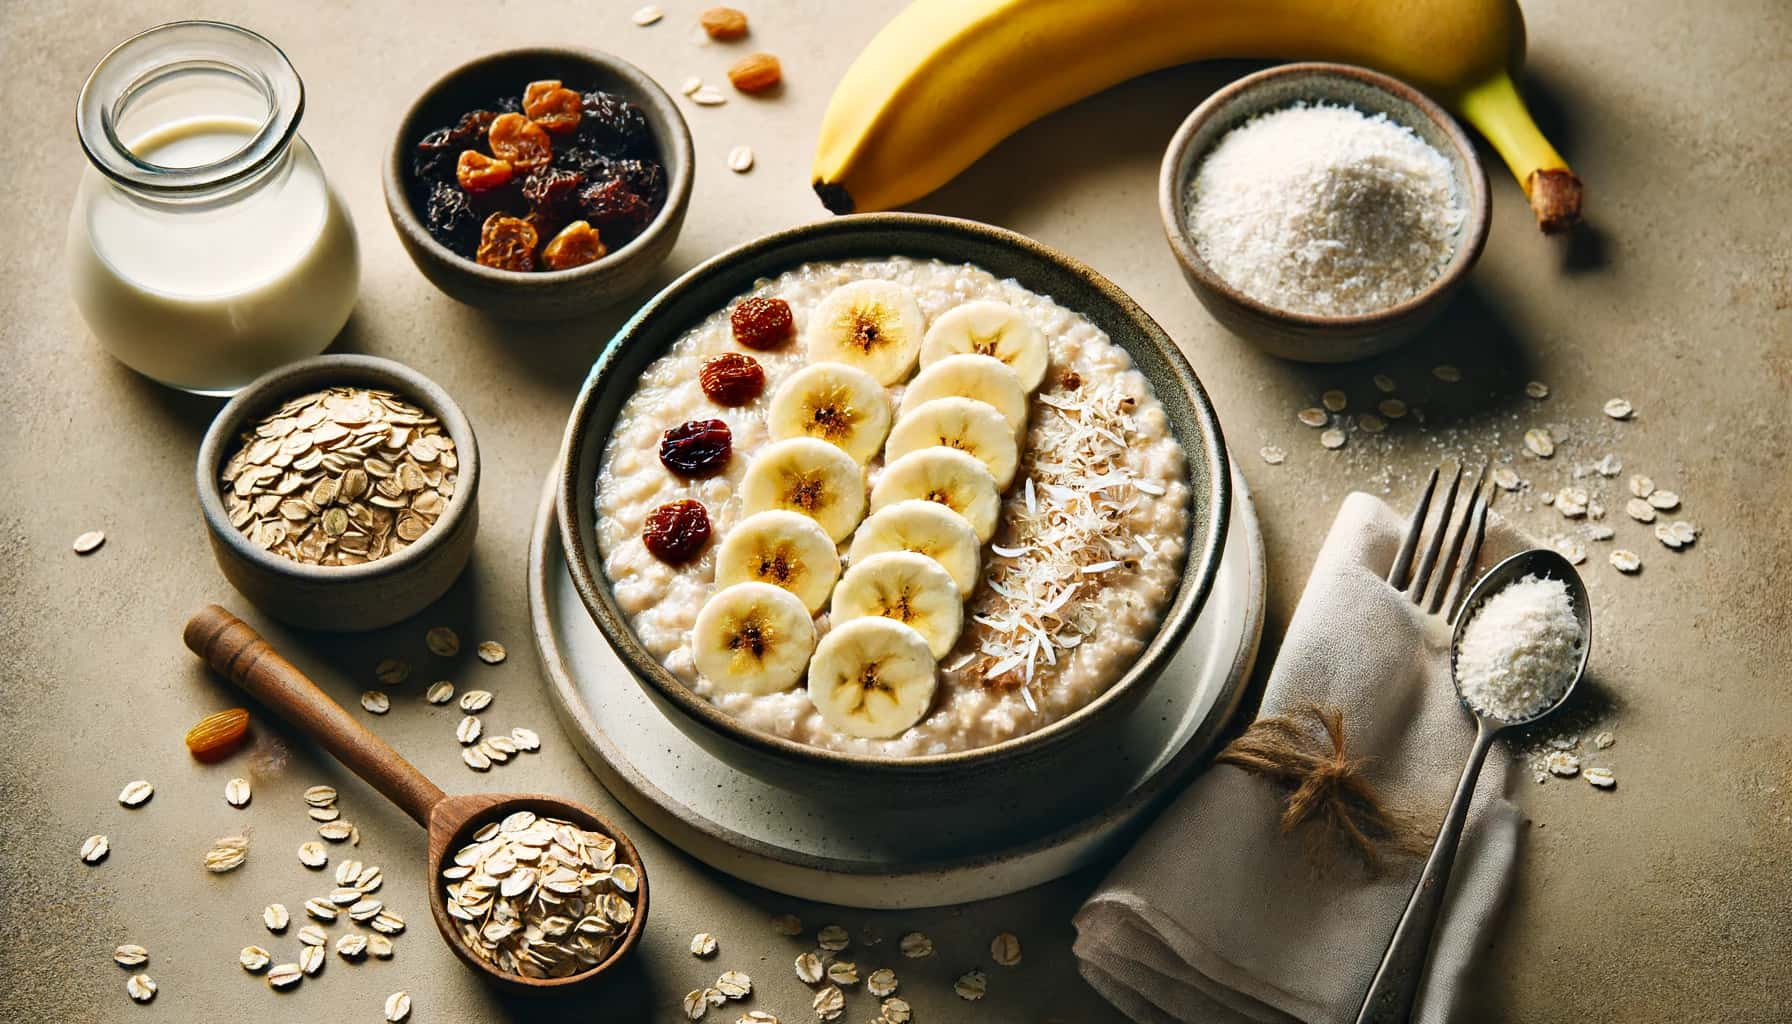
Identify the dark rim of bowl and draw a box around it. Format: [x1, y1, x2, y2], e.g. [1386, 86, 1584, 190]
[1158, 62, 1492, 328]
[383, 46, 694, 282]
[557, 213, 1232, 775]
[196, 354, 480, 582]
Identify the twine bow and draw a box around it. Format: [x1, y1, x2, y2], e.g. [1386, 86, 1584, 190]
[1215, 704, 1430, 874]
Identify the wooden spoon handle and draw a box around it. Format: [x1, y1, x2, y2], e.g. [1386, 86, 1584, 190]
[183, 604, 446, 827]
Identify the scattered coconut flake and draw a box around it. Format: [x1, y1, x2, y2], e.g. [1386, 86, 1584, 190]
[1603, 397, 1633, 420]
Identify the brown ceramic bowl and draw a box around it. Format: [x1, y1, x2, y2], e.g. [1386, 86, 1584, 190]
[196, 355, 479, 632]
[384, 47, 693, 320]
[556, 214, 1232, 817]
[1159, 62, 1491, 363]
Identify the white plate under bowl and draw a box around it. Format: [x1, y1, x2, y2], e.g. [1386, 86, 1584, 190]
[528, 466, 1265, 909]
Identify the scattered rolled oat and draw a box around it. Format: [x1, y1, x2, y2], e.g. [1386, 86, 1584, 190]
[811, 985, 846, 1021]
[692, 932, 719, 957]
[462, 746, 492, 771]
[737, 1013, 778, 1024]
[303, 902, 338, 927]
[1296, 407, 1328, 427]
[1523, 428, 1555, 458]
[299, 944, 325, 976]
[1647, 490, 1679, 510]
[1259, 445, 1286, 465]
[1594, 453, 1623, 477]
[336, 933, 368, 959]
[1594, 731, 1615, 750]
[298, 842, 328, 868]
[1431, 364, 1461, 383]
[1670, 520, 1698, 545]
[204, 835, 248, 873]
[683, 990, 708, 1020]
[955, 968, 989, 1000]
[771, 913, 804, 936]
[990, 931, 1023, 966]
[367, 934, 395, 959]
[73, 529, 106, 554]
[1585, 767, 1616, 789]
[1545, 751, 1581, 777]
[114, 944, 149, 967]
[460, 689, 494, 712]
[1492, 467, 1521, 491]
[318, 820, 355, 842]
[305, 785, 338, 807]
[795, 951, 824, 983]
[899, 932, 933, 959]
[426, 680, 455, 704]
[1587, 524, 1615, 541]
[681, 76, 704, 97]
[1321, 389, 1348, 412]
[510, 727, 542, 751]
[126, 973, 156, 1003]
[881, 997, 912, 1023]
[728, 145, 755, 173]
[1556, 487, 1588, 517]
[267, 962, 302, 989]
[1377, 398, 1408, 419]
[1552, 536, 1587, 565]
[716, 969, 752, 998]
[1524, 381, 1550, 399]
[1373, 373, 1397, 393]
[426, 626, 460, 657]
[240, 945, 271, 972]
[385, 991, 413, 1022]
[826, 960, 859, 985]
[375, 658, 410, 686]
[691, 86, 728, 106]
[1655, 523, 1684, 549]
[1628, 474, 1654, 498]
[225, 777, 252, 807]
[361, 690, 391, 714]
[1358, 413, 1387, 434]
[1624, 498, 1657, 523]
[817, 924, 851, 951]
[264, 903, 290, 931]
[370, 910, 405, 935]
[118, 780, 154, 807]
[476, 641, 507, 665]
[1602, 397, 1633, 420]
[457, 715, 483, 745]
[1609, 549, 1642, 574]
[1320, 428, 1347, 450]
[632, 5, 665, 26]
[867, 967, 898, 997]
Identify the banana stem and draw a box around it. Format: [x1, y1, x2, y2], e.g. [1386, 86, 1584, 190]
[1455, 72, 1583, 234]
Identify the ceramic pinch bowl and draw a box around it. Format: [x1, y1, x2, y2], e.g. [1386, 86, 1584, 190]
[557, 213, 1233, 824]
[384, 47, 694, 319]
[1158, 62, 1491, 363]
[196, 354, 479, 632]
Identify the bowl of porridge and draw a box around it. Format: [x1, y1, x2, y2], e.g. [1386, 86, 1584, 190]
[557, 214, 1230, 801]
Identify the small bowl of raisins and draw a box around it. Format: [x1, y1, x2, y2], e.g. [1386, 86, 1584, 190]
[385, 48, 693, 320]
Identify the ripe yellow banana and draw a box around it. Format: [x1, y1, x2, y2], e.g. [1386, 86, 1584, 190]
[813, 0, 1582, 232]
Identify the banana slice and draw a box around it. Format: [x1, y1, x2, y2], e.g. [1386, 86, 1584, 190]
[715, 510, 843, 614]
[740, 437, 868, 542]
[807, 617, 938, 739]
[871, 447, 1001, 542]
[899, 353, 1029, 438]
[919, 300, 1049, 392]
[849, 499, 980, 596]
[767, 362, 892, 464]
[692, 582, 818, 696]
[805, 280, 925, 385]
[830, 551, 964, 658]
[884, 396, 1019, 491]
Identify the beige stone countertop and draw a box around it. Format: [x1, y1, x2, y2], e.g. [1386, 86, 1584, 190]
[2, 1, 1788, 1020]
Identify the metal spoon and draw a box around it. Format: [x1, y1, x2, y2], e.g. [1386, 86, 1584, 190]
[1355, 548, 1591, 1024]
[183, 604, 648, 993]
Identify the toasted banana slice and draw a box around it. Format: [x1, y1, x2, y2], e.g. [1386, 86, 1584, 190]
[715, 510, 843, 613]
[692, 582, 818, 695]
[872, 447, 1001, 542]
[885, 396, 1019, 491]
[767, 362, 892, 463]
[899, 353, 1028, 437]
[740, 437, 868, 542]
[807, 617, 938, 739]
[849, 499, 981, 596]
[805, 280, 925, 385]
[919, 300, 1048, 392]
[830, 551, 964, 658]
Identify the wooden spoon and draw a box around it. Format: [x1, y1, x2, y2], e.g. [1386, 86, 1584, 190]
[183, 604, 648, 993]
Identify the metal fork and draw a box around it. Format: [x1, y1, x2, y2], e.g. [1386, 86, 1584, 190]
[1386, 462, 1493, 624]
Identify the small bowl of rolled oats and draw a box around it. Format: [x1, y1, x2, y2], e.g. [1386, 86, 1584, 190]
[197, 354, 480, 631]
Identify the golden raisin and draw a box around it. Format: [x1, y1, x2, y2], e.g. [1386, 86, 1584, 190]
[727, 53, 782, 94]
[730, 296, 795, 349]
[523, 79, 562, 109]
[185, 707, 251, 762]
[525, 86, 583, 135]
[699, 6, 749, 40]
[489, 112, 553, 172]
[542, 220, 607, 270]
[476, 213, 540, 272]
[700, 353, 766, 406]
[456, 150, 514, 191]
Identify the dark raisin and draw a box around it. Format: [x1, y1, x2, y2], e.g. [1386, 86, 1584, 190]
[521, 166, 586, 221]
[449, 109, 498, 146]
[642, 500, 712, 565]
[578, 177, 652, 243]
[424, 181, 480, 248]
[578, 90, 650, 155]
[730, 297, 795, 350]
[557, 147, 611, 177]
[608, 158, 667, 209]
[659, 419, 733, 478]
[494, 95, 523, 115]
[699, 354, 766, 406]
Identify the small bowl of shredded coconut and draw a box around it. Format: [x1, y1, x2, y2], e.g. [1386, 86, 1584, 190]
[1452, 554, 1591, 724]
[1158, 62, 1490, 362]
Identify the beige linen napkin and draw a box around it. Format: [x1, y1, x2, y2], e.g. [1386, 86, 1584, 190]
[1074, 491, 1525, 1024]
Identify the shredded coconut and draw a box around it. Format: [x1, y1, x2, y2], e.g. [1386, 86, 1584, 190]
[1187, 103, 1464, 316]
[1455, 574, 1582, 721]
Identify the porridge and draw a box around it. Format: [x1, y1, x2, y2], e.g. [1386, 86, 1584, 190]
[595, 257, 1190, 756]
